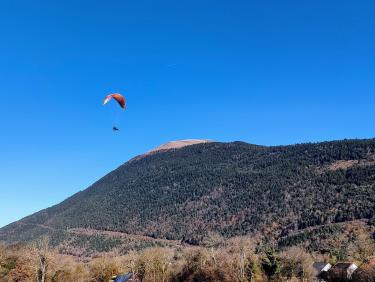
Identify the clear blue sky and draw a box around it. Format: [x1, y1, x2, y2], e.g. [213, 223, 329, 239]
[1, 1, 374, 228]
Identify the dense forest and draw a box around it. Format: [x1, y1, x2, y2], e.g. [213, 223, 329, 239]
[1, 139, 375, 256]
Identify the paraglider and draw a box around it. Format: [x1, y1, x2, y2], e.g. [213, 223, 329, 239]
[103, 93, 126, 109]
[103, 93, 126, 131]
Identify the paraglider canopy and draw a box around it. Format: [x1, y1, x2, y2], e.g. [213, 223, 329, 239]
[103, 93, 126, 109]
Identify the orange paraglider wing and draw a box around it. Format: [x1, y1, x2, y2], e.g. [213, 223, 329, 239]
[103, 93, 126, 109]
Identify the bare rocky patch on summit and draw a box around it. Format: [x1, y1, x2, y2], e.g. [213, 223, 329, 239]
[133, 139, 213, 161]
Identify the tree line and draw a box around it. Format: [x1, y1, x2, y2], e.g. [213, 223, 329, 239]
[1, 232, 375, 282]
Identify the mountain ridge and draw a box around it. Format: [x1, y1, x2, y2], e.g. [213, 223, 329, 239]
[2, 137, 375, 256]
[130, 139, 213, 161]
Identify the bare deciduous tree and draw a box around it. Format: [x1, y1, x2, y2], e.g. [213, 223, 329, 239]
[279, 247, 314, 282]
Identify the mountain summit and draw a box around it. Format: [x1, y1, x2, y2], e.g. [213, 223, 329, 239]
[134, 139, 212, 160]
[150, 139, 212, 152]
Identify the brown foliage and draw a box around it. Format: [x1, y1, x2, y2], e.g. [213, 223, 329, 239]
[88, 256, 119, 282]
[352, 263, 375, 282]
[1, 236, 375, 282]
[171, 248, 235, 282]
[279, 247, 315, 282]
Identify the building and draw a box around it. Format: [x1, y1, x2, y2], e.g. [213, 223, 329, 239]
[111, 272, 134, 282]
[327, 262, 358, 281]
[313, 262, 332, 281]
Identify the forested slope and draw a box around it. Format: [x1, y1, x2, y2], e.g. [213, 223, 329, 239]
[1, 138, 375, 253]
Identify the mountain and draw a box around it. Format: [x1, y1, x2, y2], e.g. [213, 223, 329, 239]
[132, 139, 212, 160]
[1, 138, 375, 257]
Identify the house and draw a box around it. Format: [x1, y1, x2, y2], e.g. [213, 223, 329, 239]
[327, 262, 358, 281]
[313, 262, 332, 281]
[111, 272, 134, 282]
[351, 259, 375, 281]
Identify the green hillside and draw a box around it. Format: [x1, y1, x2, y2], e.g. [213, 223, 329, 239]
[1, 138, 375, 255]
